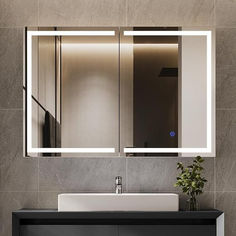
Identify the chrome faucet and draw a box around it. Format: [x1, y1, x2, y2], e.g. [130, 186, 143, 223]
[115, 176, 122, 194]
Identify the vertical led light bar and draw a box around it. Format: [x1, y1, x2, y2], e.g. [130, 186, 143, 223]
[206, 31, 212, 152]
[27, 30, 213, 154]
[27, 31, 32, 154]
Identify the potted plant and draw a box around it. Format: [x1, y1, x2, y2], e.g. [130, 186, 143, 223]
[174, 156, 207, 211]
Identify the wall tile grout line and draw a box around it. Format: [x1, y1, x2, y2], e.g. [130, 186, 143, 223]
[0, 190, 221, 193]
[213, 0, 216, 28]
[37, 0, 40, 204]
[0, 191, 39, 193]
[216, 108, 236, 110]
[125, 158, 128, 192]
[125, 0, 128, 27]
[0, 108, 23, 110]
[213, 0, 216, 208]
[37, 0, 39, 27]
[2, 25, 236, 29]
[212, 0, 216, 200]
[0, 190, 226, 193]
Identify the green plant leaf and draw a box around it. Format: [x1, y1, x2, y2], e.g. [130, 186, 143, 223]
[174, 156, 207, 199]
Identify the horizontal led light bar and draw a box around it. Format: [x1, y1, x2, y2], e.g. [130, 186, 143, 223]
[124, 31, 210, 36]
[26, 30, 212, 155]
[26, 30, 116, 154]
[28, 30, 115, 36]
[124, 148, 211, 153]
[123, 30, 212, 154]
[29, 148, 115, 153]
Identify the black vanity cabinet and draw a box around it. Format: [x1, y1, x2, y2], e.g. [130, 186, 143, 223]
[13, 210, 224, 236]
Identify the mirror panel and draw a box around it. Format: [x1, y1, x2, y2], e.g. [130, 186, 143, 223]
[120, 27, 215, 157]
[24, 27, 215, 157]
[27, 27, 119, 157]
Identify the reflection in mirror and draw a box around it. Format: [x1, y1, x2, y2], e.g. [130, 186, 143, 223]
[133, 30, 179, 155]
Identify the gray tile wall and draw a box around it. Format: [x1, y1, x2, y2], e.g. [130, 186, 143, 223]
[0, 0, 235, 235]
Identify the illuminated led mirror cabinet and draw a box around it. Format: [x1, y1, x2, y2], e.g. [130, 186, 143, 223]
[24, 27, 215, 157]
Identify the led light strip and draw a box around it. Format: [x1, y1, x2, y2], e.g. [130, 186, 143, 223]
[27, 30, 116, 154]
[29, 148, 115, 153]
[29, 31, 115, 36]
[123, 30, 212, 154]
[123, 30, 210, 36]
[123, 148, 210, 153]
[27, 30, 212, 154]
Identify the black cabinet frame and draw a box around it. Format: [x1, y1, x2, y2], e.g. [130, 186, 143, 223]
[12, 210, 224, 236]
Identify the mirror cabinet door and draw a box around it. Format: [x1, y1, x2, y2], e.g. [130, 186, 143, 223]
[120, 27, 215, 157]
[27, 28, 119, 157]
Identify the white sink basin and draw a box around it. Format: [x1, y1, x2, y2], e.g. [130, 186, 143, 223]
[58, 193, 179, 212]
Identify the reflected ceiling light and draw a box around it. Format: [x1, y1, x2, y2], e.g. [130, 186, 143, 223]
[134, 43, 178, 48]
